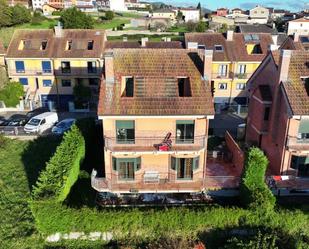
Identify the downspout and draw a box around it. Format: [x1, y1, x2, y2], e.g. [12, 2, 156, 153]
[203, 117, 209, 191]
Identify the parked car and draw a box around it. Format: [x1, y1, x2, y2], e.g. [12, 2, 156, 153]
[51, 118, 76, 135]
[24, 112, 58, 134]
[26, 107, 49, 119]
[0, 115, 29, 135]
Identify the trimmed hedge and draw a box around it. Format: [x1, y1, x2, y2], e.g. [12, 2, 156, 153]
[32, 125, 85, 202]
[240, 147, 276, 211]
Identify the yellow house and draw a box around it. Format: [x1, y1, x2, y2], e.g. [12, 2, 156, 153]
[151, 9, 176, 21]
[92, 49, 214, 194]
[5, 26, 106, 110]
[185, 31, 276, 111]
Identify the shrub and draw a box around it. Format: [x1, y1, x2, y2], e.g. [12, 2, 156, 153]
[60, 7, 94, 29]
[32, 125, 85, 202]
[195, 21, 206, 32]
[10, 4, 31, 25]
[105, 10, 114, 20]
[52, 10, 62, 16]
[0, 81, 24, 107]
[240, 147, 275, 212]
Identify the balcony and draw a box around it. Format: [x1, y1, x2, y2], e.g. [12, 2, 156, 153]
[8, 69, 54, 76]
[233, 72, 254, 79]
[54, 68, 102, 76]
[286, 136, 309, 151]
[104, 135, 206, 153]
[211, 72, 234, 79]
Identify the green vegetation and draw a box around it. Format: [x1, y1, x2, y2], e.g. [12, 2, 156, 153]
[95, 18, 129, 30]
[60, 7, 94, 29]
[0, 0, 31, 28]
[0, 81, 24, 107]
[240, 147, 276, 212]
[32, 125, 85, 202]
[105, 11, 114, 20]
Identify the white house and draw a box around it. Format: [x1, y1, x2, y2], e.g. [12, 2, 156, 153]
[249, 5, 269, 24]
[152, 9, 176, 20]
[288, 17, 309, 35]
[97, 0, 127, 11]
[32, 0, 48, 10]
[179, 8, 200, 22]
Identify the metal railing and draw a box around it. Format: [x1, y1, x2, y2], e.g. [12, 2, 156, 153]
[8, 69, 53, 76]
[233, 72, 254, 79]
[267, 175, 309, 189]
[104, 135, 206, 152]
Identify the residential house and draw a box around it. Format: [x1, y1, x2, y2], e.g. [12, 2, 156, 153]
[5, 26, 106, 110]
[280, 35, 309, 51]
[249, 5, 270, 24]
[92, 48, 215, 194]
[42, 3, 63, 15]
[246, 50, 309, 182]
[231, 8, 243, 15]
[185, 31, 275, 111]
[288, 17, 309, 36]
[96, 0, 127, 11]
[151, 9, 176, 21]
[32, 0, 48, 10]
[178, 8, 200, 22]
[237, 24, 277, 34]
[271, 9, 288, 20]
[216, 8, 228, 17]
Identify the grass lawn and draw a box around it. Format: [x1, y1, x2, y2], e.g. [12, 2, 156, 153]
[94, 18, 130, 30]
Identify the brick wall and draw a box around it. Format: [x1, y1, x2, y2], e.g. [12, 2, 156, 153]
[225, 131, 245, 171]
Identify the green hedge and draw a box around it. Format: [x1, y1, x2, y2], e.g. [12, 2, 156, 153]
[0, 82, 24, 107]
[32, 125, 85, 202]
[240, 147, 276, 211]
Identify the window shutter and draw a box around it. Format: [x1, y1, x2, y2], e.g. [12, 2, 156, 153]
[116, 120, 135, 129]
[135, 157, 141, 171]
[193, 156, 199, 170]
[112, 157, 117, 171]
[171, 156, 176, 170]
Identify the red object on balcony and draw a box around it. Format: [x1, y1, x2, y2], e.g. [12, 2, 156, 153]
[158, 145, 169, 151]
[154, 132, 172, 151]
[273, 176, 282, 181]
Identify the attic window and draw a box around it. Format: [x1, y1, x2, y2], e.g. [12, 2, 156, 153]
[244, 34, 260, 42]
[18, 40, 30, 50]
[178, 77, 192, 97]
[66, 40, 72, 51]
[214, 45, 223, 51]
[252, 44, 262, 54]
[87, 40, 94, 50]
[122, 77, 134, 97]
[41, 40, 47, 50]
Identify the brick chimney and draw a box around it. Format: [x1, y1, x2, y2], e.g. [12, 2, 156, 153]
[54, 22, 63, 38]
[227, 30, 234, 41]
[278, 49, 292, 82]
[104, 52, 114, 84]
[203, 49, 213, 80]
[141, 37, 148, 47]
[294, 33, 300, 42]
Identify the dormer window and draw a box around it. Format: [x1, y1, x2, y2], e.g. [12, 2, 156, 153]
[18, 40, 29, 50]
[122, 77, 134, 97]
[66, 40, 72, 50]
[214, 45, 223, 52]
[178, 77, 191, 97]
[41, 40, 47, 50]
[87, 40, 94, 50]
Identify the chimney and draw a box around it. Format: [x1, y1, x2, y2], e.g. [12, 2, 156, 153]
[54, 22, 63, 38]
[227, 30, 234, 41]
[278, 50, 292, 82]
[104, 52, 114, 84]
[203, 49, 213, 80]
[272, 34, 278, 45]
[294, 33, 300, 42]
[187, 42, 198, 49]
[141, 37, 148, 47]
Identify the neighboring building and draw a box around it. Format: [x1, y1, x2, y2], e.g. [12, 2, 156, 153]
[216, 8, 228, 17]
[7, 0, 30, 8]
[271, 9, 288, 20]
[96, 0, 127, 11]
[231, 8, 243, 15]
[5, 26, 106, 110]
[92, 48, 214, 194]
[211, 15, 235, 27]
[178, 8, 200, 22]
[237, 24, 277, 34]
[125, 1, 150, 9]
[32, 0, 48, 10]
[42, 3, 63, 15]
[280, 35, 309, 51]
[185, 31, 276, 110]
[131, 17, 172, 30]
[249, 5, 270, 24]
[151, 9, 176, 20]
[246, 50, 309, 180]
[288, 17, 309, 36]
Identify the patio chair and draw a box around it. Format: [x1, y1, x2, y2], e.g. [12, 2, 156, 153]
[153, 132, 172, 151]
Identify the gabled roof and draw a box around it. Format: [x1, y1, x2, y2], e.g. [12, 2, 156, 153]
[105, 41, 183, 49]
[238, 24, 276, 34]
[98, 49, 214, 116]
[6, 29, 106, 58]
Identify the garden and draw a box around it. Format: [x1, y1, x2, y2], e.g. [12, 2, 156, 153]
[0, 120, 308, 248]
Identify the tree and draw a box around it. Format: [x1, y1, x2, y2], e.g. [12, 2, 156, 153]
[0, 82, 24, 107]
[0, 0, 12, 27]
[196, 21, 206, 32]
[60, 7, 94, 29]
[197, 2, 202, 19]
[10, 4, 31, 25]
[219, 23, 228, 33]
[176, 11, 183, 22]
[105, 10, 114, 20]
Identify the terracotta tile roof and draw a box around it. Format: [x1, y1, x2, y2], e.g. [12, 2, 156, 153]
[280, 36, 309, 51]
[238, 24, 276, 34]
[98, 49, 214, 116]
[105, 41, 183, 49]
[289, 17, 309, 22]
[6, 29, 106, 58]
[185, 32, 273, 62]
[282, 51, 309, 115]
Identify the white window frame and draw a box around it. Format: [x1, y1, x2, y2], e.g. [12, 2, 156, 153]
[236, 83, 246, 90]
[218, 64, 228, 76]
[218, 83, 227, 90]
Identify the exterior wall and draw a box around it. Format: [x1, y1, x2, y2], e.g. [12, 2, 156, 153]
[109, 0, 127, 11]
[152, 12, 176, 20]
[225, 131, 245, 171]
[181, 9, 200, 22]
[249, 6, 269, 19]
[211, 16, 235, 26]
[288, 21, 309, 35]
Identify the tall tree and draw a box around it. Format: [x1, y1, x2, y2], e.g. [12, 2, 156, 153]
[60, 7, 94, 29]
[197, 2, 202, 19]
[0, 0, 12, 27]
[10, 4, 31, 25]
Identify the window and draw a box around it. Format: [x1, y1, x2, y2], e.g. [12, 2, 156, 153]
[87, 61, 97, 73]
[237, 64, 247, 74]
[176, 120, 194, 143]
[19, 78, 28, 86]
[252, 44, 262, 54]
[89, 78, 99, 86]
[236, 83, 246, 90]
[122, 77, 134, 97]
[42, 61, 52, 73]
[43, 79, 52, 87]
[15, 61, 25, 73]
[116, 120, 135, 144]
[66, 40, 72, 50]
[218, 64, 228, 76]
[40, 119, 46, 125]
[41, 40, 47, 50]
[178, 77, 191, 97]
[112, 157, 141, 180]
[214, 45, 223, 51]
[171, 156, 199, 180]
[61, 61, 71, 74]
[87, 40, 94, 50]
[61, 79, 71, 87]
[218, 83, 227, 90]
[290, 155, 309, 177]
[264, 106, 270, 121]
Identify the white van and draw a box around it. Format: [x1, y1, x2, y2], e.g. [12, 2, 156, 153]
[24, 112, 58, 134]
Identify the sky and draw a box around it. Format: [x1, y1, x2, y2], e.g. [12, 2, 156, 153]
[147, 0, 308, 12]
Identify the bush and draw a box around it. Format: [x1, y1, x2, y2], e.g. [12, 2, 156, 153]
[240, 147, 275, 212]
[10, 4, 31, 25]
[60, 7, 94, 29]
[195, 21, 206, 32]
[32, 125, 85, 202]
[52, 10, 62, 16]
[0, 81, 23, 107]
[105, 10, 114, 20]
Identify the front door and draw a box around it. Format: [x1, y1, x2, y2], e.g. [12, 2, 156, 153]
[177, 158, 193, 179]
[118, 161, 135, 180]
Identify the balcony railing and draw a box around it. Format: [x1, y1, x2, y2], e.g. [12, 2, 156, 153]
[211, 72, 234, 79]
[233, 72, 254, 79]
[8, 69, 54, 76]
[54, 68, 102, 76]
[104, 135, 206, 152]
[286, 136, 309, 150]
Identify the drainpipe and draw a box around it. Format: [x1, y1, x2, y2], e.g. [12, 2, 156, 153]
[203, 117, 209, 191]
